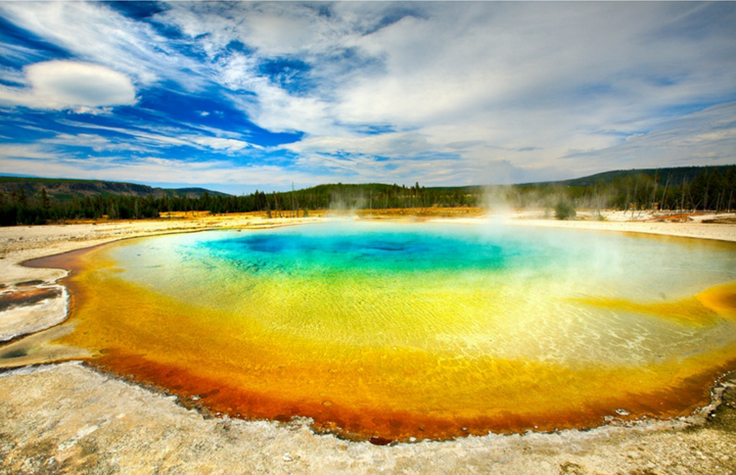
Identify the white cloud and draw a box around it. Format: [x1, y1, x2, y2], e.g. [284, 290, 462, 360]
[0, 61, 136, 111]
[223, 76, 333, 135]
[20, 126, 263, 157]
[54, 121, 194, 149]
[188, 136, 263, 152]
[559, 102, 736, 174]
[292, 151, 563, 187]
[40, 133, 148, 153]
[0, 143, 59, 161]
[283, 132, 432, 156]
[0, 152, 321, 188]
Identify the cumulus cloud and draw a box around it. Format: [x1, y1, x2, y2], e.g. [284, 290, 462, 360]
[0, 61, 136, 111]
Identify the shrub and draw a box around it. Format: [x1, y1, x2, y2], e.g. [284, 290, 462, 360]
[554, 199, 576, 220]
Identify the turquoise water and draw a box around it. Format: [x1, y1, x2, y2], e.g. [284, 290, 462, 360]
[115, 221, 736, 300]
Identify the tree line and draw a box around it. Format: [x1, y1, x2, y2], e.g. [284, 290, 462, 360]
[506, 165, 736, 216]
[0, 165, 734, 226]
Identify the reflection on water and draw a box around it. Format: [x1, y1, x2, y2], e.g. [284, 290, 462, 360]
[51, 222, 736, 441]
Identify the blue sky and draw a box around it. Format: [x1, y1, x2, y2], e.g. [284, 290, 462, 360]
[1, 1, 735, 194]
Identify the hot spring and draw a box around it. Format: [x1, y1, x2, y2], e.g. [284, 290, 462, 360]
[42, 222, 736, 442]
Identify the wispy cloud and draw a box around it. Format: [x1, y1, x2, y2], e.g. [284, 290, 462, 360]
[0, 143, 59, 161]
[559, 101, 736, 174]
[188, 136, 263, 152]
[31, 122, 266, 158]
[0, 152, 319, 188]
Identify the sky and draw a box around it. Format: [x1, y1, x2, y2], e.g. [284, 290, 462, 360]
[0, 1, 735, 194]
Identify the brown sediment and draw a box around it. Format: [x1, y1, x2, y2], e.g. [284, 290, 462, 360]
[15, 279, 47, 287]
[0, 286, 61, 312]
[23, 241, 132, 274]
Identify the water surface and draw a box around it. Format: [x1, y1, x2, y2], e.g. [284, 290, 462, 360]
[51, 222, 736, 441]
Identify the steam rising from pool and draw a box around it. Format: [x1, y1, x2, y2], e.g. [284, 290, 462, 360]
[56, 222, 736, 441]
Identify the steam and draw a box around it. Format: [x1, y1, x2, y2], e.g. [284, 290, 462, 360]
[326, 193, 366, 218]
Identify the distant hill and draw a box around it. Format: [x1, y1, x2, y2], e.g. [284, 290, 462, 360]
[528, 165, 735, 188]
[295, 182, 482, 196]
[294, 166, 735, 194]
[170, 187, 229, 197]
[0, 176, 230, 202]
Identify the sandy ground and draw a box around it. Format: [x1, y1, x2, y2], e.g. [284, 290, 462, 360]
[1, 211, 736, 474]
[506, 209, 736, 242]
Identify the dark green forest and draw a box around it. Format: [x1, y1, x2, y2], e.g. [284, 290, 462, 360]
[1, 165, 734, 226]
